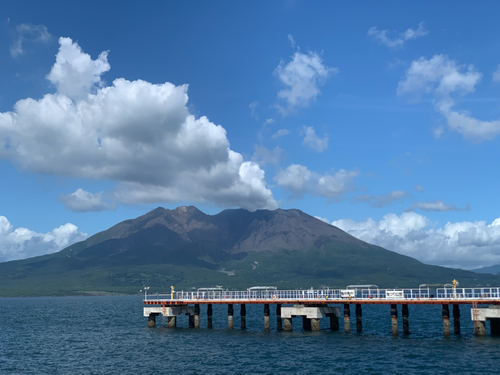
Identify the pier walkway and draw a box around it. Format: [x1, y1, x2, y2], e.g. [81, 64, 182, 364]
[143, 286, 500, 336]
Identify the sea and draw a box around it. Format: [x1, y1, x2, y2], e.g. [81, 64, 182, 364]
[1, 295, 499, 374]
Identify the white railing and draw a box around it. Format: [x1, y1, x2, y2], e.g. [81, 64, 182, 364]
[144, 287, 500, 302]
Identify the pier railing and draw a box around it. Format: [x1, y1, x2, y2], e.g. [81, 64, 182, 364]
[145, 287, 500, 302]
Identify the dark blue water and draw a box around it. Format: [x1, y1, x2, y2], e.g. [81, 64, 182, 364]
[1, 296, 499, 374]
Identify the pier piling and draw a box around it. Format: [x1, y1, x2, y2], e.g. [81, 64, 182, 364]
[356, 304, 362, 333]
[330, 313, 339, 331]
[402, 304, 409, 334]
[148, 313, 159, 328]
[207, 304, 213, 329]
[194, 304, 200, 328]
[311, 318, 321, 331]
[241, 304, 246, 329]
[442, 304, 450, 336]
[344, 304, 351, 333]
[453, 304, 460, 334]
[391, 304, 398, 336]
[188, 314, 195, 328]
[264, 304, 270, 331]
[474, 320, 486, 336]
[228, 304, 234, 330]
[276, 304, 282, 331]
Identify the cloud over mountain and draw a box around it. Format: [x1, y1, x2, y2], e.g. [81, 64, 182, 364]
[333, 212, 500, 269]
[0, 37, 277, 211]
[275, 164, 358, 199]
[0, 215, 87, 262]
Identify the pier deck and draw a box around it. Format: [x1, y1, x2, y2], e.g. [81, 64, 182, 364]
[143, 287, 500, 336]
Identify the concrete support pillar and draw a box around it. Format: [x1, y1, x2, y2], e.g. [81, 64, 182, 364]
[167, 316, 176, 328]
[344, 304, 351, 333]
[329, 314, 339, 331]
[188, 314, 195, 328]
[284, 318, 293, 332]
[148, 313, 159, 328]
[491, 318, 500, 336]
[311, 318, 321, 331]
[442, 304, 450, 336]
[302, 316, 312, 331]
[276, 304, 282, 331]
[355, 304, 362, 333]
[228, 304, 234, 330]
[453, 304, 460, 334]
[207, 304, 213, 329]
[474, 321, 486, 336]
[391, 304, 398, 336]
[264, 304, 270, 331]
[402, 304, 409, 335]
[240, 304, 246, 330]
[194, 304, 200, 329]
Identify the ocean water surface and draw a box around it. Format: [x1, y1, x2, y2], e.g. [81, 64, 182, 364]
[1, 295, 499, 374]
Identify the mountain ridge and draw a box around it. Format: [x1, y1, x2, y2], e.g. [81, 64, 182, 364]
[0, 206, 498, 297]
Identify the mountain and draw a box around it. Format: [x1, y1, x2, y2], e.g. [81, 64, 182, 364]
[1, 206, 499, 296]
[471, 264, 500, 275]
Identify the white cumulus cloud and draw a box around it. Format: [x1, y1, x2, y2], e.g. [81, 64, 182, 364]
[275, 51, 337, 115]
[275, 164, 358, 199]
[58, 188, 115, 212]
[333, 213, 500, 269]
[368, 22, 428, 48]
[0, 215, 87, 262]
[301, 126, 328, 152]
[0, 37, 277, 212]
[398, 55, 500, 142]
[47, 37, 110, 100]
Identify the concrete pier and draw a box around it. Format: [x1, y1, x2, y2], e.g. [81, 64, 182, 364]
[207, 304, 213, 329]
[276, 304, 282, 331]
[355, 304, 362, 333]
[148, 313, 159, 327]
[228, 304, 234, 329]
[402, 304, 409, 335]
[167, 316, 176, 328]
[391, 304, 398, 336]
[194, 304, 200, 328]
[471, 306, 500, 336]
[453, 304, 460, 334]
[264, 304, 270, 331]
[442, 304, 450, 336]
[280, 305, 340, 332]
[344, 304, 351, 333]
[241, 304, 246, 329]
[143, 285, 500, 336]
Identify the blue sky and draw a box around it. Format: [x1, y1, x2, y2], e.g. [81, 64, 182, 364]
[1, 1, 499, 269]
